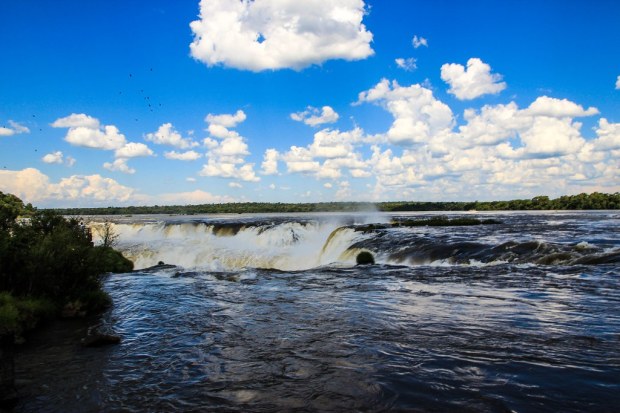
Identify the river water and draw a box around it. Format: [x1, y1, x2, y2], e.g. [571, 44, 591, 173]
[14, 211, 620, 412]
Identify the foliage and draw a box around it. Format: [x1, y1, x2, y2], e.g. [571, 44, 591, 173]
[49, 192, 620, 215]
[0, 192, 133, 335]
[94, 221, 119, 248]
[393, 217, 502, 227]
[0, 292, 55, 335]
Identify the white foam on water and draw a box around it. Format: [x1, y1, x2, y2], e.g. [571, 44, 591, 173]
[89, 218, 368, 271]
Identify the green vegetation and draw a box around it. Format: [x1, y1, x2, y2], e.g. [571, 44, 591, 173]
[355, 217, 501, 232]
[50, 192, 620, 215]
[0, 191, 133, 336]
[393, 217, 502, 227]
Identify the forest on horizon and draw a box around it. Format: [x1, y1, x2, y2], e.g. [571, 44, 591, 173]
[48, 192, 620, 216]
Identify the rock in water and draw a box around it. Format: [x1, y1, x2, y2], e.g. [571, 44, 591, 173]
[356, 251, 375, 265]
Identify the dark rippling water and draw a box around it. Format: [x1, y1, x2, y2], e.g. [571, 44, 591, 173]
[14, 212, 620, 412]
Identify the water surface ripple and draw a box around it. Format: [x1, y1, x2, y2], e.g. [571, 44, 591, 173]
[15, 212, 620, 412]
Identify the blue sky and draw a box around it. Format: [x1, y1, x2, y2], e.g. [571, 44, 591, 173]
[1, 0, 619, 207]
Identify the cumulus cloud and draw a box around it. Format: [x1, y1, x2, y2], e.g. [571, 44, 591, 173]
[517, 117, 586, 158]
[0, 168, 136, 207]
[458, 103, 525, 147]
[282, 146, 321, 174]
[145, 123, 198, 149]
[350, 77, 620, 199]
[0, 120, 30, 137]
[616, 75, 620, 90]
[593, 118, 620, 150]
[164, 150, 202, 161]
[42, 151, 64, 164]
[157, 189, 236, 205]
[291, 106, 339, 127]
[229, 182, 243, 188]
[200, 161, 259, 182]
[103, 158, 136, 174]
[200, 110, 259, 181]
[42, 151, 76, 167]
[115, 142, 154, 158]
[189, 0, 374, 71]
[395, 58, 417, 71]
[51, 113, 99, 129]
[412, 35, 428, 48]
[261, 148, 279, 175]
[280, 128, 368, 179]
[440, 58, 506, 100]
[524, 96, 599, 118]
[357, 79, 454, 146]
[205, 110, 246, 128]
[52, 113, 127, 150]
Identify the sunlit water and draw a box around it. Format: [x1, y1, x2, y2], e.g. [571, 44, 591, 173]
[15, 211, 620, 412]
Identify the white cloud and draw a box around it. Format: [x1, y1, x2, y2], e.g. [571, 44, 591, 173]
[261, 148, 279, 175]
[323, 182, 333, 188]
[52, 114, 127, 150]
[42, 151, 64, 164]
[115, 142, 154, 158]
[51, 113, 99, 129]
[440, 58, 506, 100]
[357, 79, 454, 146]
[280, 128, 368, 179]
[310, 127, 362, 158]
[103, 158, 136, 174]
[395, 58, 417, 71]
[145, 123, 198, 149]
[42, 152, 76, 167]
[516, 116, 586, 158]
[593, 118, 620, 150]
[229, 182, 243, 188]
[268, 183, 276, 190]
[65, 156, 76, 167]
[412, 35, 427, 48]
[157, 190, 236, 205]
[65, 125, 126, 150]
[282, 146, 321, 174]
[524, 96, 599, 118]
[200, 110, 259, 181]
[0, 120, 30, 137]
[616, 75, 620, 90]
[0, 168, 136, 207]
[458, 102, 527, 147]
[164, 150, 202, 161]
[189, 0, 374, 71]
[199, 160, 260, 182]
[186, 177, 197, 182]
[291, 106, 339, 127]
[205, 110, 246, 128]
[335, 180, 352, 200]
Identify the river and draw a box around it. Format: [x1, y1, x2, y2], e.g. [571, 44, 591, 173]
[14, 211, 620, 412]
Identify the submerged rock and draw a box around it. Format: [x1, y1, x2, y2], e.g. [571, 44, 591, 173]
[356, 251, 375, 265]
[135, 263, 177, 273]
[81, 333, 121, 347]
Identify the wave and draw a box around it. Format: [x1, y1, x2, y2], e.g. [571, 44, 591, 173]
[88, 216, 620, 272]
[90, 219, 369, 271]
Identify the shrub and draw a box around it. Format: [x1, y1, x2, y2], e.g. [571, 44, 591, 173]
[0, 193, 133, 333]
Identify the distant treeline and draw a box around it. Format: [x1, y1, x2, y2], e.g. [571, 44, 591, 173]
[50, 192, 620, 215]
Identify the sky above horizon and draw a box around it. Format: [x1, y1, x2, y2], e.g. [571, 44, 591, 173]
[1, 0, 619, 208]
